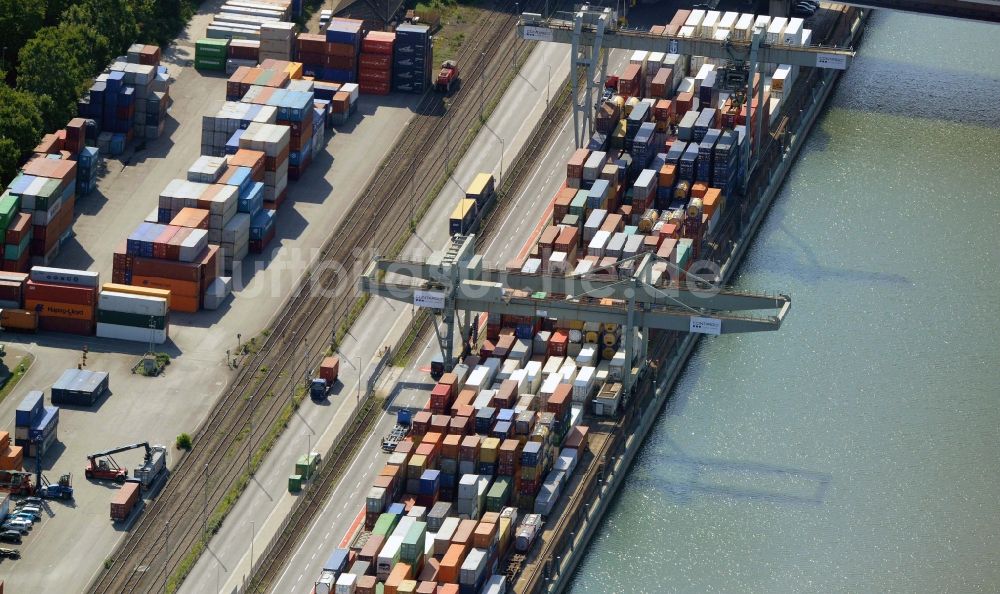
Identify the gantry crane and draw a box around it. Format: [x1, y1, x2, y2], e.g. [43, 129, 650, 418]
[517, 7, 857, 184]
[361, 235, 790, 395]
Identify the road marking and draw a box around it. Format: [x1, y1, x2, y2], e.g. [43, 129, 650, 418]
[337, 512, 342, 519]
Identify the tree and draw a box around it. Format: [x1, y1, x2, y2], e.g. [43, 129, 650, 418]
[0, 0, 47, 75]
[62, 0, 139, 61]
[0, 138, 21, 188]
[17, 24, 105, 130]
[0, 83, 44, 186]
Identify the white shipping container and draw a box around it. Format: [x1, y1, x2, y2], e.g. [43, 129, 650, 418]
[588, 230, 610, 257]
[753, 15, 771, 35]
[96, 323, 168, 344]
[558, 361, 577, 384]
[460, 548, 488, 585]
[685, 9, 706, 35]
[734, 13, 754, 40]
[524, 360, 543, 393]
[31, 266, 100, 288]
[701, 10, 720, 36]
[542, 356, 564, 376]
[376, 534, 404, 580]
[582, 151, 607, 180]
[521, 258, 542, 274]
[466, 367, 489, 393]
[98, 291, 168, 317]
[179, 229, 209, 263]
[434, 517, 461, 555]
[766, 17, 788, 45]
[540, 373, 561, 402]
[719, 11, 737, 31]
[481, 358, 500, 384]
[334, 572, 356, 594]
[458, 474, 480, 499]
[483, 575, 507, 594]
[549, 252, 568, 275]
[573, 366, 596, 400]
[509, 369, 528, 393]
[573, 260, 593, 276]
[473, 389, 495, 411]
[783, 17, 804, 45]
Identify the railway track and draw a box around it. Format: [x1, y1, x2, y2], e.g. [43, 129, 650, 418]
[88, 4, 540, 592]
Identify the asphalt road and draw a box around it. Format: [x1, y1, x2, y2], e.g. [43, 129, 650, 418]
[262, 46, 637, 593]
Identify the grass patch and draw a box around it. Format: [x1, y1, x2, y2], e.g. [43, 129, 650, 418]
[0, 355, 33, 406]
[165, 384, 308, 593]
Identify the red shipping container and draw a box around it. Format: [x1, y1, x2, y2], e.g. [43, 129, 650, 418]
[359, 53, 391, 69]
[39, 316, 94, 335]
[618, 63, 641, 97]
[25, 280, 96, 306]
[361, 31, 395, 56]
[5, 213, 32, 245]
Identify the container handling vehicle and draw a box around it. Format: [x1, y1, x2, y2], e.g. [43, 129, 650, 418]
[85, 442, 167, 490]
[381, 409, 412, 452]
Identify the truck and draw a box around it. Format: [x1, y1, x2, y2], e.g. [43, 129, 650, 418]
[110, 481, 140, 522]
[435, 60, 459, 92]
[311, 356, 340, 401]
[314, 548, 349, 594]
[36, 473, 73, 500]
[86, 442, 167, 489]
[381, 409, 412, 452]
[429, 354, 445, 381]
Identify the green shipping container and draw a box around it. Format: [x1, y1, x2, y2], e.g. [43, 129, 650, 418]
[195, 59, 226, 71]
[372, 513, 398, 537]
[295, 453, 320, 480]
[288, 474, 302, 493]
[486, 477, 511, 512]
[32, 179, 62, 210]
[4, 234, 31, 260]
[195, 38, 229, 57]
[96, 309, 168, 330]
[400, 521, 427, 563]
[0, 194, 20, 232]
[570, 191, 588, 217]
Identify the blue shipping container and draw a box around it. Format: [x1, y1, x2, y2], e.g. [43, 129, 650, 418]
[15, 391, 44, 427]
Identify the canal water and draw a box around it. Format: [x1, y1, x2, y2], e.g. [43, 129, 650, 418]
[568, 10, 1000, 594]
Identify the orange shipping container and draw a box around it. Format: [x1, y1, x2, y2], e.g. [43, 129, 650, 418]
[25, 300, 94, 321]
[702, 188, 722, 218]
[131, 275, 200, 298]
[0, 309, 38, 331]
[451, 519, 477, 546]
[0, 446, 23, 471]
[438, 543, 466, 583]
[0, 431, 8, 450]
[385, 562, 412, 594]
[170, 207, 210, 230]
[437, 584, 459, 594]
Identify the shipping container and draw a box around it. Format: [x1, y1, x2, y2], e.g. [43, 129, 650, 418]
[111, 482, 140, 521]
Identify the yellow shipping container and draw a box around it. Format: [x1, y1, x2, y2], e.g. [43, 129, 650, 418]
[465, 173, 495, 200]
[480, 437, 500, 463]
[102, 282, 172, 308]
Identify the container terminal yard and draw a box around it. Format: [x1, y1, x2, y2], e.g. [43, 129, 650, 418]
[0, 0, 995, 592]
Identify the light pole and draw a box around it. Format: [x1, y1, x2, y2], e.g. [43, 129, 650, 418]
[356, 356, 362, 403]
[480, 52, 486, 121]
[250, 520, 255, 572]
[444, 98, 453, 171]
[546, 64, 552, 107]
[202, 463, 209, 534]
[484, 126, 505, 187]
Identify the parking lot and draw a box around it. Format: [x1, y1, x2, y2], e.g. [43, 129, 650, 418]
[0, 4, 423, 588]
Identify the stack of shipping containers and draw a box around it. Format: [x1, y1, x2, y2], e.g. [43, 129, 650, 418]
[392, 24, 432, 94]
[313, 9, 819, 591]
[358, 31, 395, 96]
[323, 18, 364, 83]
[259, 21, 296, 61]
[0, 431, 22, 471]
[14, 391, 58, 459]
